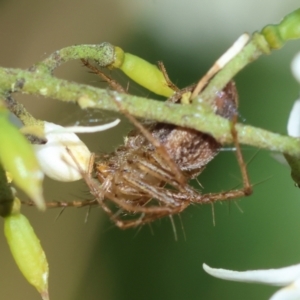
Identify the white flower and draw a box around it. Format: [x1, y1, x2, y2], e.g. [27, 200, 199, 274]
[33, 119, 120, 182]
[203, 263, 300, 300]
[287, 52, 300, 137]
[291, 52, 300, 84]
[287, 100, 300, 137]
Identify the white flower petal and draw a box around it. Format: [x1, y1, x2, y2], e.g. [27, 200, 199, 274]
[270, 278, 300, 300]
[34, 120, 120, 182]
[287, 99, 300, 137]
[217, 33, 249, 68]
[291, 52, 300, 84]
[51, 119, 120, 133]
[203, 263, 300, 287]
[34, 122, 92, 182]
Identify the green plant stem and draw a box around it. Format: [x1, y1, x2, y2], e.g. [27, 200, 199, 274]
[199, 8, 300, 105]
[29, 42, 115, 74]
[0, 66, 299, 158]
[198, 33, 270, 105]
[5, 95, 43, 127]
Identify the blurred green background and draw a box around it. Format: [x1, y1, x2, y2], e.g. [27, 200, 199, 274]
[1, 1, 300, 299]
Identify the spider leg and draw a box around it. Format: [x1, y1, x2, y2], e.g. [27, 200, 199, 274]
[188, 114, 252, 204]
[107, 189, 195, 229]
[21, 199, 98, 208]
[230, 115, 252, 196]
[97, 171, 189, 229]
[135, 158, 184, 190]
[81, 59, 126, 93]
[123, 175, 183, 208]
[157, 61, 179, 92]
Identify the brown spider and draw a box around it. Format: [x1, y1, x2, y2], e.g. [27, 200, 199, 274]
[38, 58, 252, 229]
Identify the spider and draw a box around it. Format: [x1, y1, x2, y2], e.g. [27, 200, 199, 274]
[38, 58, 252, 229]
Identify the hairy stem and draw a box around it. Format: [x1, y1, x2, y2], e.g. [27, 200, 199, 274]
[0, 66, 299, 157]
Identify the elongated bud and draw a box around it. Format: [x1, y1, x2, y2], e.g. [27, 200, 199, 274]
[110, 47, 174, 97]
[0, 102, 45, 210]
[4, 198, 49, 299]
[34, 120, 120, 182]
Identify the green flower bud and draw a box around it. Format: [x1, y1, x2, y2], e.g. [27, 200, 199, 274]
[110, 47, 174, 97]
[4, 198, 49, 299]
[0, 103, 45, 210]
